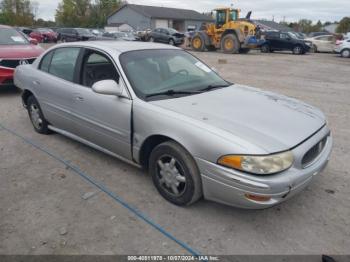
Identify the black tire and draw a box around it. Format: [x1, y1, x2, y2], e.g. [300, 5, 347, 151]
[341, 49, 350, 58]
[61, 37, 66, 43]
[149, 36, 154, 42]
[261, 44, 270, 53]
[239, 48, 250, 54]
[293, 45, 303, 55]
[27, 96, 51, 134]
[221, 34, 240, 54]
[149, 141, 202, 206]
[169, 38, 175, 46]
[191, 34, 205, 52]
[313, 45, 318, 53]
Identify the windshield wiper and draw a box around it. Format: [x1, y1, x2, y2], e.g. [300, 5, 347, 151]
[145, 89, 200, 98]
[198, 82, 232, 92]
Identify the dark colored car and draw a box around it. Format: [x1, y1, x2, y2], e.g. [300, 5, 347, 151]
[57, 28, 96, 42]
[29, 28, 58, 43]
[148, 28, 184, 46]
[0, 25, 44, 87]
[259, 31, 312, 55]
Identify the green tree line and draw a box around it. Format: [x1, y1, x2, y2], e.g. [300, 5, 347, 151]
[0, 0, 35, 26]
[55, 0, 123, 28]
[0, 0, 123, 27]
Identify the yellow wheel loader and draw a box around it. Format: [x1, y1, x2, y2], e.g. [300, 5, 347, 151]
[191, 7, 258, 54]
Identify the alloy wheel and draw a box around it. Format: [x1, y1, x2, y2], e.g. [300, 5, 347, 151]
[156, 155, 187, 197]
[29, 104, 43, 130]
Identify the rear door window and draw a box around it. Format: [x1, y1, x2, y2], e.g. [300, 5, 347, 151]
[39, 52, 53, 72]
[49, 48, 80, 82]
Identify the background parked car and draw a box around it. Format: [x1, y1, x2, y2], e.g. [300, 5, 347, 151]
[334, 38, 350, 58]
[0, 25, 44, 87]
[29, 28, 58, 43]
[306, 35, 336, 53]
[259, 31, 312, 55]
[148, 28, 185, 46]
[57, 28, 96, 42]
[308, 32, 331, 38]
[103, 31, 137, 41]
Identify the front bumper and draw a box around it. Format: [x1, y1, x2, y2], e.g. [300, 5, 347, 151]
[0, 67, 14, 86]
[196, 125, 332, 209]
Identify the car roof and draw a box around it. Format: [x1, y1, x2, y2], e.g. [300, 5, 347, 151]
[56, 41, 179, 54]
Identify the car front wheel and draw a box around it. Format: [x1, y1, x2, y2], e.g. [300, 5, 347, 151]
[341, 49, 350, 58]
[149, 141, 202, 206]
[261, 44, 270, 53]
[27, 96, 51, 134]
[293, 45, 303, 55]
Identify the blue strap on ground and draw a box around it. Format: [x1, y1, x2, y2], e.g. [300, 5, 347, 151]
[0, 123, 203, 258]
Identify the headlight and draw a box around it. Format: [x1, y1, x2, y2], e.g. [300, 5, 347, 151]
[217, 151, 294, 175]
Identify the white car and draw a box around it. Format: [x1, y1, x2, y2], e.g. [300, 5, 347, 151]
[306, 35, 336, 53]
[334, 39, 350, 58]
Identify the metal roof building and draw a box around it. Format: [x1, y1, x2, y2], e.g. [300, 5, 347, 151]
[107, 4, 213, 32]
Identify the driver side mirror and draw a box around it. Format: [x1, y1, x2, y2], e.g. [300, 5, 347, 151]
[92, 80, 123, 96]
[29, 38, 38, 45]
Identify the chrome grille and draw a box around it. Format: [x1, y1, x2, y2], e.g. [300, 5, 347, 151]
[0, 58, 36, 69]
[302, 136, 328, 167]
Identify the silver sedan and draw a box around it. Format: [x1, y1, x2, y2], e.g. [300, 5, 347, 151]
[14, 41, 332, 209]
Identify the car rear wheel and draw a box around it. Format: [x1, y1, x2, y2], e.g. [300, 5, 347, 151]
[293, 45, 303, 55]
[149, 36, 154, 42]
[261, 44, 270, 53]
[149, 141, 202, 206]
[27, 96, 51, 134]
[341, 49, 350, 58]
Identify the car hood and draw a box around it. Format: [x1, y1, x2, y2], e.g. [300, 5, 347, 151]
[151, 85, 326, 153]
[0, 44, 44, 59]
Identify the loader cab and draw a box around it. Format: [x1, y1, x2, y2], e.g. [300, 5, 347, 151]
[215, 8, 240, 28]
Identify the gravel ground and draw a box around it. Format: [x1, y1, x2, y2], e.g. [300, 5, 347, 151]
[0, 46, 349, 256]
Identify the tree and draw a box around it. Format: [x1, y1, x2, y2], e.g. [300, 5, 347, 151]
[55, 0, 123, 28]
[336, 17, 350, 33]
[55, 0, 91, 27]
[0, 0, 35, 26]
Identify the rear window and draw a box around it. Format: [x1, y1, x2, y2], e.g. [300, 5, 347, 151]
[49, 48, 80, 82]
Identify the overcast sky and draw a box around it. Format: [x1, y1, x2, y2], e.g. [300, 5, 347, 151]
[35, 0, 349, 23]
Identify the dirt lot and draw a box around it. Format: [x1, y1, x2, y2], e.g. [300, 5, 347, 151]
[0, 47, 349, 256]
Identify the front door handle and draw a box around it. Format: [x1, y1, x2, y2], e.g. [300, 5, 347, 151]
[75, 96, 84, 101]
[33, 80, 40, 86]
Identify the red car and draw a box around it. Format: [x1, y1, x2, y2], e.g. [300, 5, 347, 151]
[29, 28, 58, 43]
[0, 25, 44, 87]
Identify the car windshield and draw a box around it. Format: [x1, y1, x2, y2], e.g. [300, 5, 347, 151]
[38, 28, 53, 33]
[76, 28, 91, 35]
[288, 32, 299, 39]
[115, 32, 128, 37]
[120, 49, 230, 100]
[0, 28, 29, 45]
[168, 28, 178, 34]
